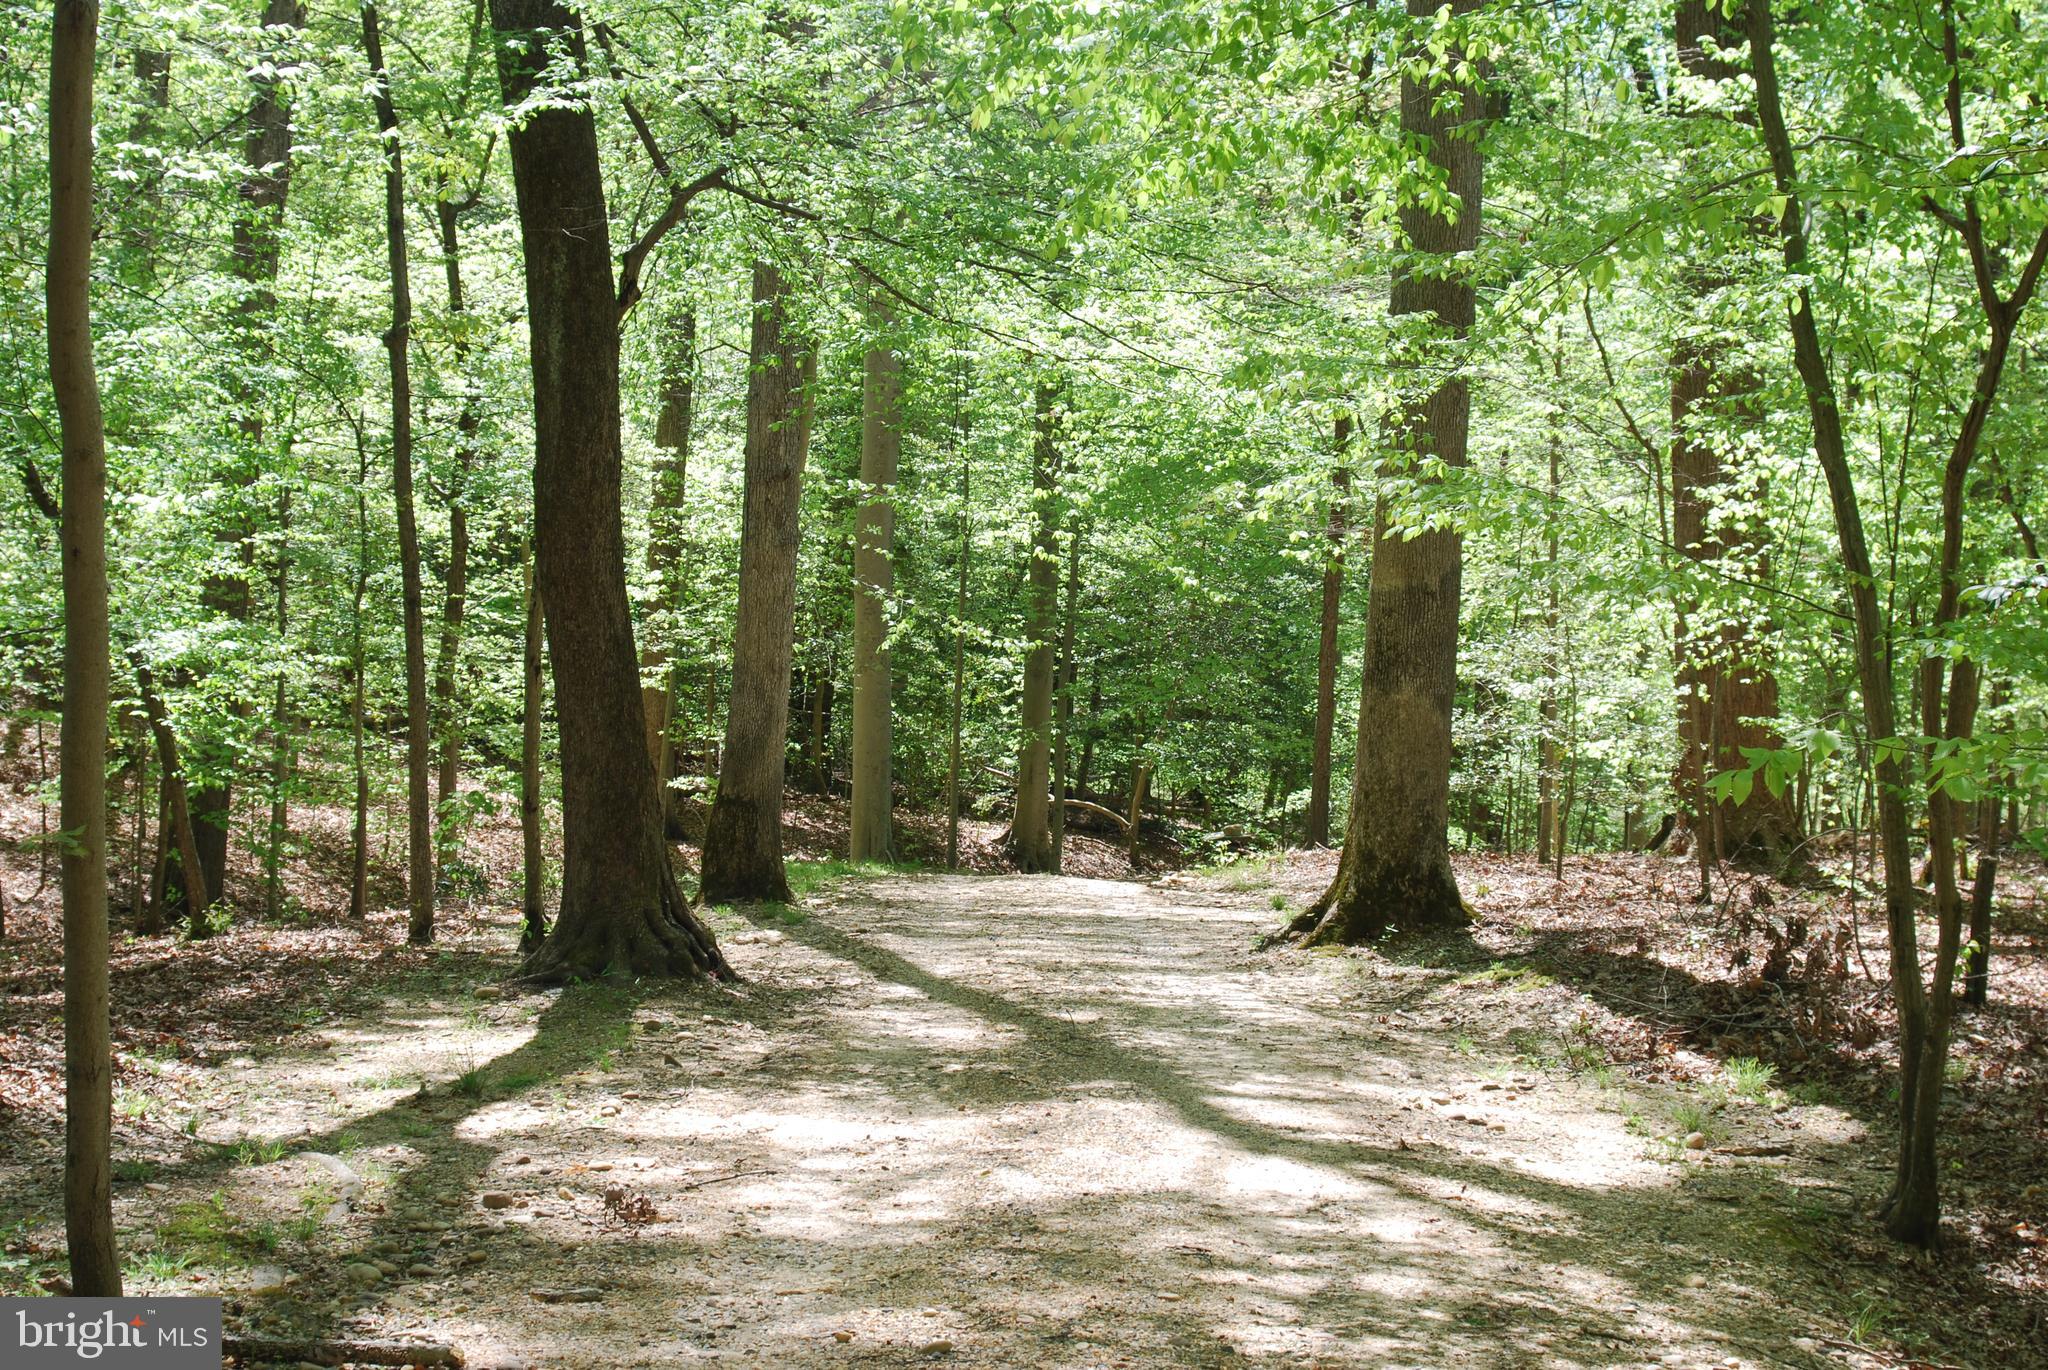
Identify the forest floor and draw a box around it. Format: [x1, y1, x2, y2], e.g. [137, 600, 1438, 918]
[1, 775, 2044, 1366]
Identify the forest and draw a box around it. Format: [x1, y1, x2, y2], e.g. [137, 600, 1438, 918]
[2, 0, 2046, 1364]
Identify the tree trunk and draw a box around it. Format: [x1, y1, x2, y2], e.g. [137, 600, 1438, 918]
[182, 0, 306, 916]
[519, 534, 546, 953]
[1963, 685, 2005, 1006]
[850, 299, 899, 861]
[362, 2, 437, 946]
[133, 662, 208, 935]
[1007, 380, 1061, 873]
[700, 263, 813, 905]
[493, 0, 728, 979]
[1125, 751, 1149, 864]
[263, 486, 291, 919]
[1669, 0, 1798, 868]
[1538, 383, 1559, 869]
[1049, 517, 1085, 869]
[432, 197, 480, 815]
[1305, 429, 1350, 849]
[347, 436, 370, 922]
[1295, 0, 1483, 945]
[49, 0, 121, 1293]
[1747, 0, 1930, 1246]
[946, 409, 971, 872]
[641, 307, 695, 820]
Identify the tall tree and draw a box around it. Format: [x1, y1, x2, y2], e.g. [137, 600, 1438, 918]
[1292, 0, 1485, 944]
[180, 0, 307, 917]
[492, 0, 729, 978]
[1007, 379, 1062, 873]
[849, 297, 900, 861]
[1668, 0, 1795, 866]
[362, 0, 436, 945]
[1304, 425, 1351, 849]
[702, 264, 814, 903]
[431, 182, 485, 816]
[49, 0, 120, 1295]
[1745, 0, 1938, 1247]
[641, 305, 696, 817]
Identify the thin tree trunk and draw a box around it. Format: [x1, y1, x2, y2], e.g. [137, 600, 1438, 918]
[362, 2, 436, 946]
[49, 0, 120, 1292]
[348, 433, 370, 922]
[946, 406, 970, 871]
[1008, 380, 1062, 873]
[183, 0, 306, 915]
[1963, 685, 2005, 1006]
[1748, 0, 1931, 1246]
[1295, 0, 1483, 945]
[133, 662, 208, 934]
[1539, 376, 1559, 869]
[264, 485, 291, 918]
[1049, 517, 1085, 869]
[642, 307, 695, 817]
[129, 717, 148, 926]
[520, 533, 546, 952]
[1305, 425, 1350, 849]
[432, 196, 480, 815]
[850, 298, 899, 861]
[1125, 750, 1150, 864]
[701, 262, 813, 905]
[492, 0, 728, 979]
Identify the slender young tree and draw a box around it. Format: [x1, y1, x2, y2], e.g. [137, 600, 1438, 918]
[702, 264, 814, 903]
[1745, 0, 1929, 1246]
[1292, 0, 1486, 944]
[362, 1, 436, 945]
[1007, 379, 1062, 872]
[492, 0, 728, 978]
[849, 297, 900, 862]
[1305, 427, 1351, 849]
[430, 186, 483, 815]
[49, 0, 120, 1295]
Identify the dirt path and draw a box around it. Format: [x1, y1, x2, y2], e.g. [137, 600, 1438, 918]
[43, 872, 1904, 1367]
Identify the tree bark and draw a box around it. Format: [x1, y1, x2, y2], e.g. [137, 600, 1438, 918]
[182, 0, 306, 916]
[702, 264, 813, 904]
[1305, 427, 1350, 849]
[362, 2, 436, 946]
[1049, 516, 1085, 869]
[1295, 0, 1483, 945]
[946, 401, 971, 872]
[347, 431, 370, 922]
[850, 298, 899, 862]
[133, 662, 208, 936]
[493, 0, 728, 979]
[520, 534, 546, 953]
[49, 0, 121, 1294]
[641, 306, 695, 818]
[432, 196, 480, 815]
[1007, 380, 1062, 873]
